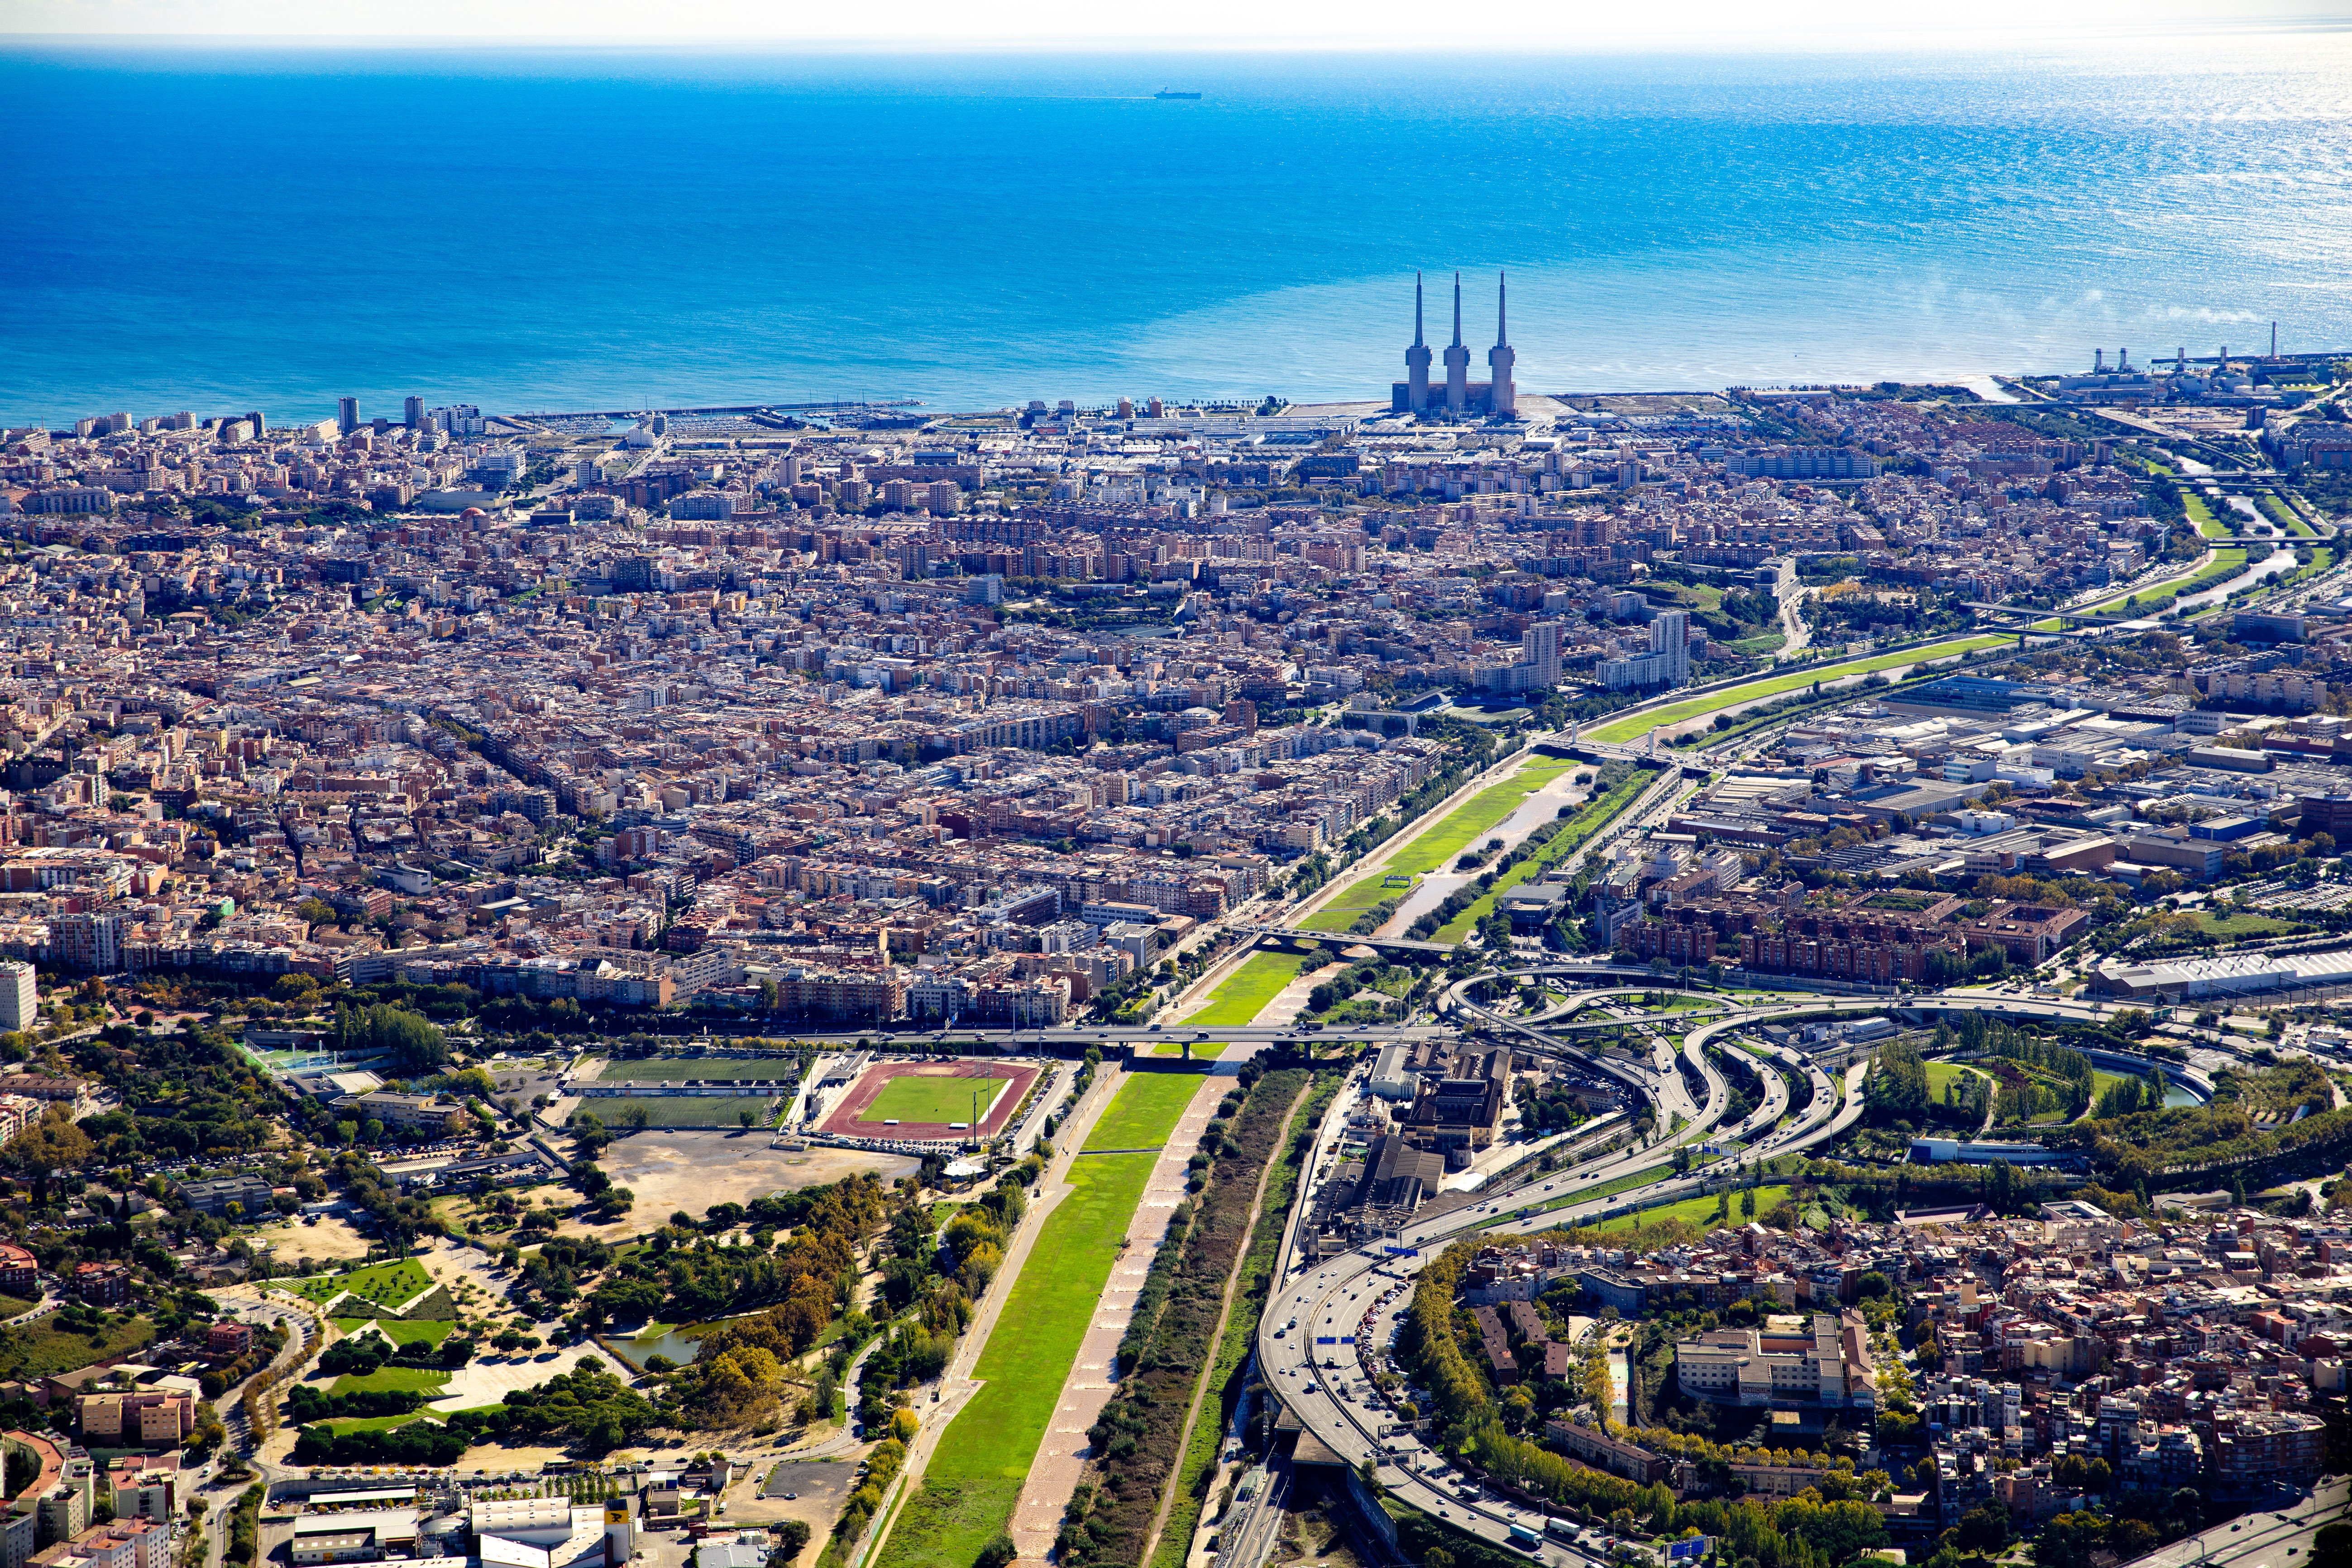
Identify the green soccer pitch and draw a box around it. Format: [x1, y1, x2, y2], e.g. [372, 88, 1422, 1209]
[858, 1074, 1013, 1125]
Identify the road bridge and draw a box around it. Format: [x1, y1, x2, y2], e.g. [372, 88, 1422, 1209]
[1249, 985, 2137, 1568]
[1248, 923, 1459, 956]
[1961, 599, 2153, 627]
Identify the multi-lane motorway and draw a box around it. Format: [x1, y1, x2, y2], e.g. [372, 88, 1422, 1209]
[1241, 983, 2151, 1568]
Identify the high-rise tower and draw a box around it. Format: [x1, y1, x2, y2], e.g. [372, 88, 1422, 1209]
[1649, 610, 1691, 687]
[1404, 272, 1432, 414]
[1519, 621, 1560, 688]
[1443, 272, 1470, 413]
[1488, 271, 1516, 418]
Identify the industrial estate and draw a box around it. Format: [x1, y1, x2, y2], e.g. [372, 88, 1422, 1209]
[2, 308, 2352, 1568]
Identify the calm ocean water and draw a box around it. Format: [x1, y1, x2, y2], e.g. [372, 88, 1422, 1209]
[3, 38, 2350, 425]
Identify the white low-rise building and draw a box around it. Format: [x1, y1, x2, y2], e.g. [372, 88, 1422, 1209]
[1674, 1310, 1876, 1410]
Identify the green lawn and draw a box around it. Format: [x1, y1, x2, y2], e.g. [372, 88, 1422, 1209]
[325, 1412, 443, 1436]
[881, 1074, 1199, 1568]
[1534, 1163, 1675, 1214]
[2191, 911, 2308, 938]
[860, 1075, 1011, 1125]
[1659, 583, 1726, 612]
[1151, 1041, 1228, 1059]
[2087, 1068, 2145, 1103]
[1085, 1072, 1205, 1152]
[1587, 637, 2007, 744]
[874, 1479, 1020, 1568]
[1435, 769, 1659, 942]
[1591, 1184, 1794, 1234]
[598, 1058, 798, 1082]
[1183, 951, 1314, 1028]
[2254, 494, 2314, 537]
[1148, 1077, 1336, 1568]
[294, 1258, 434, 1309]
[328, 1366, 450, 1398]
[332, 1317, 454, 1348]
[1645, 994, 1724, 1014]
[1924, 1062, 1990, 1099]
[580, 1095, 777, 1128]
[1299, 872, 1409, 933]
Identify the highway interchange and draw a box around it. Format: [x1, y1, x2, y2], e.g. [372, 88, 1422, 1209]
[1240, 980, 2194, 1568]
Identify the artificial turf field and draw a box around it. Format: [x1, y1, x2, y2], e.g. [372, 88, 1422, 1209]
[858, 1075, 1012, 1125]
[580, 1094, 776, 1128]
[875, 1071, 1204, 1568]
[599, 1058, 798, 1082]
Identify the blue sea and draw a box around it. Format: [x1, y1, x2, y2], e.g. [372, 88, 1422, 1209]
[3, 36, 2350, 425]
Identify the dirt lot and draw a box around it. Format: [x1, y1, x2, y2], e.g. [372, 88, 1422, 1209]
[251, 1212, 376, 1265]
[428, 1341, 637, 1411]
[558, 1132, 917, 1235]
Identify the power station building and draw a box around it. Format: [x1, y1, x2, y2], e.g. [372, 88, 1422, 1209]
[1394, 272, 1515, 418]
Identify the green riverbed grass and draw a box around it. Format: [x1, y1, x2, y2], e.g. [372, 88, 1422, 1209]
[1588, 638, 2006, 744]
[878, 1072, 1201, 1568]
[1148, 1074, 1341, 1568]
[1436, 768, 1658, 941]
[1182, 951, 1315, 1028]
[1301, 755, 1576, 931]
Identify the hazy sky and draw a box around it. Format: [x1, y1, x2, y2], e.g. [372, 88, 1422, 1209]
[7, 0, 2349, 45]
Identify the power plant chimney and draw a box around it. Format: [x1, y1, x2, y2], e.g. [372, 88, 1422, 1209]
[1444, 272, 1470, 414]
[1404, 272, 1432, 414]
[1487, 271, 1516, 418]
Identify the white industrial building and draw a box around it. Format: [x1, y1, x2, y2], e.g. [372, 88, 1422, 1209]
[2096, 946, 2352, 1000]
[1367, 1043, 1417, 1103]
